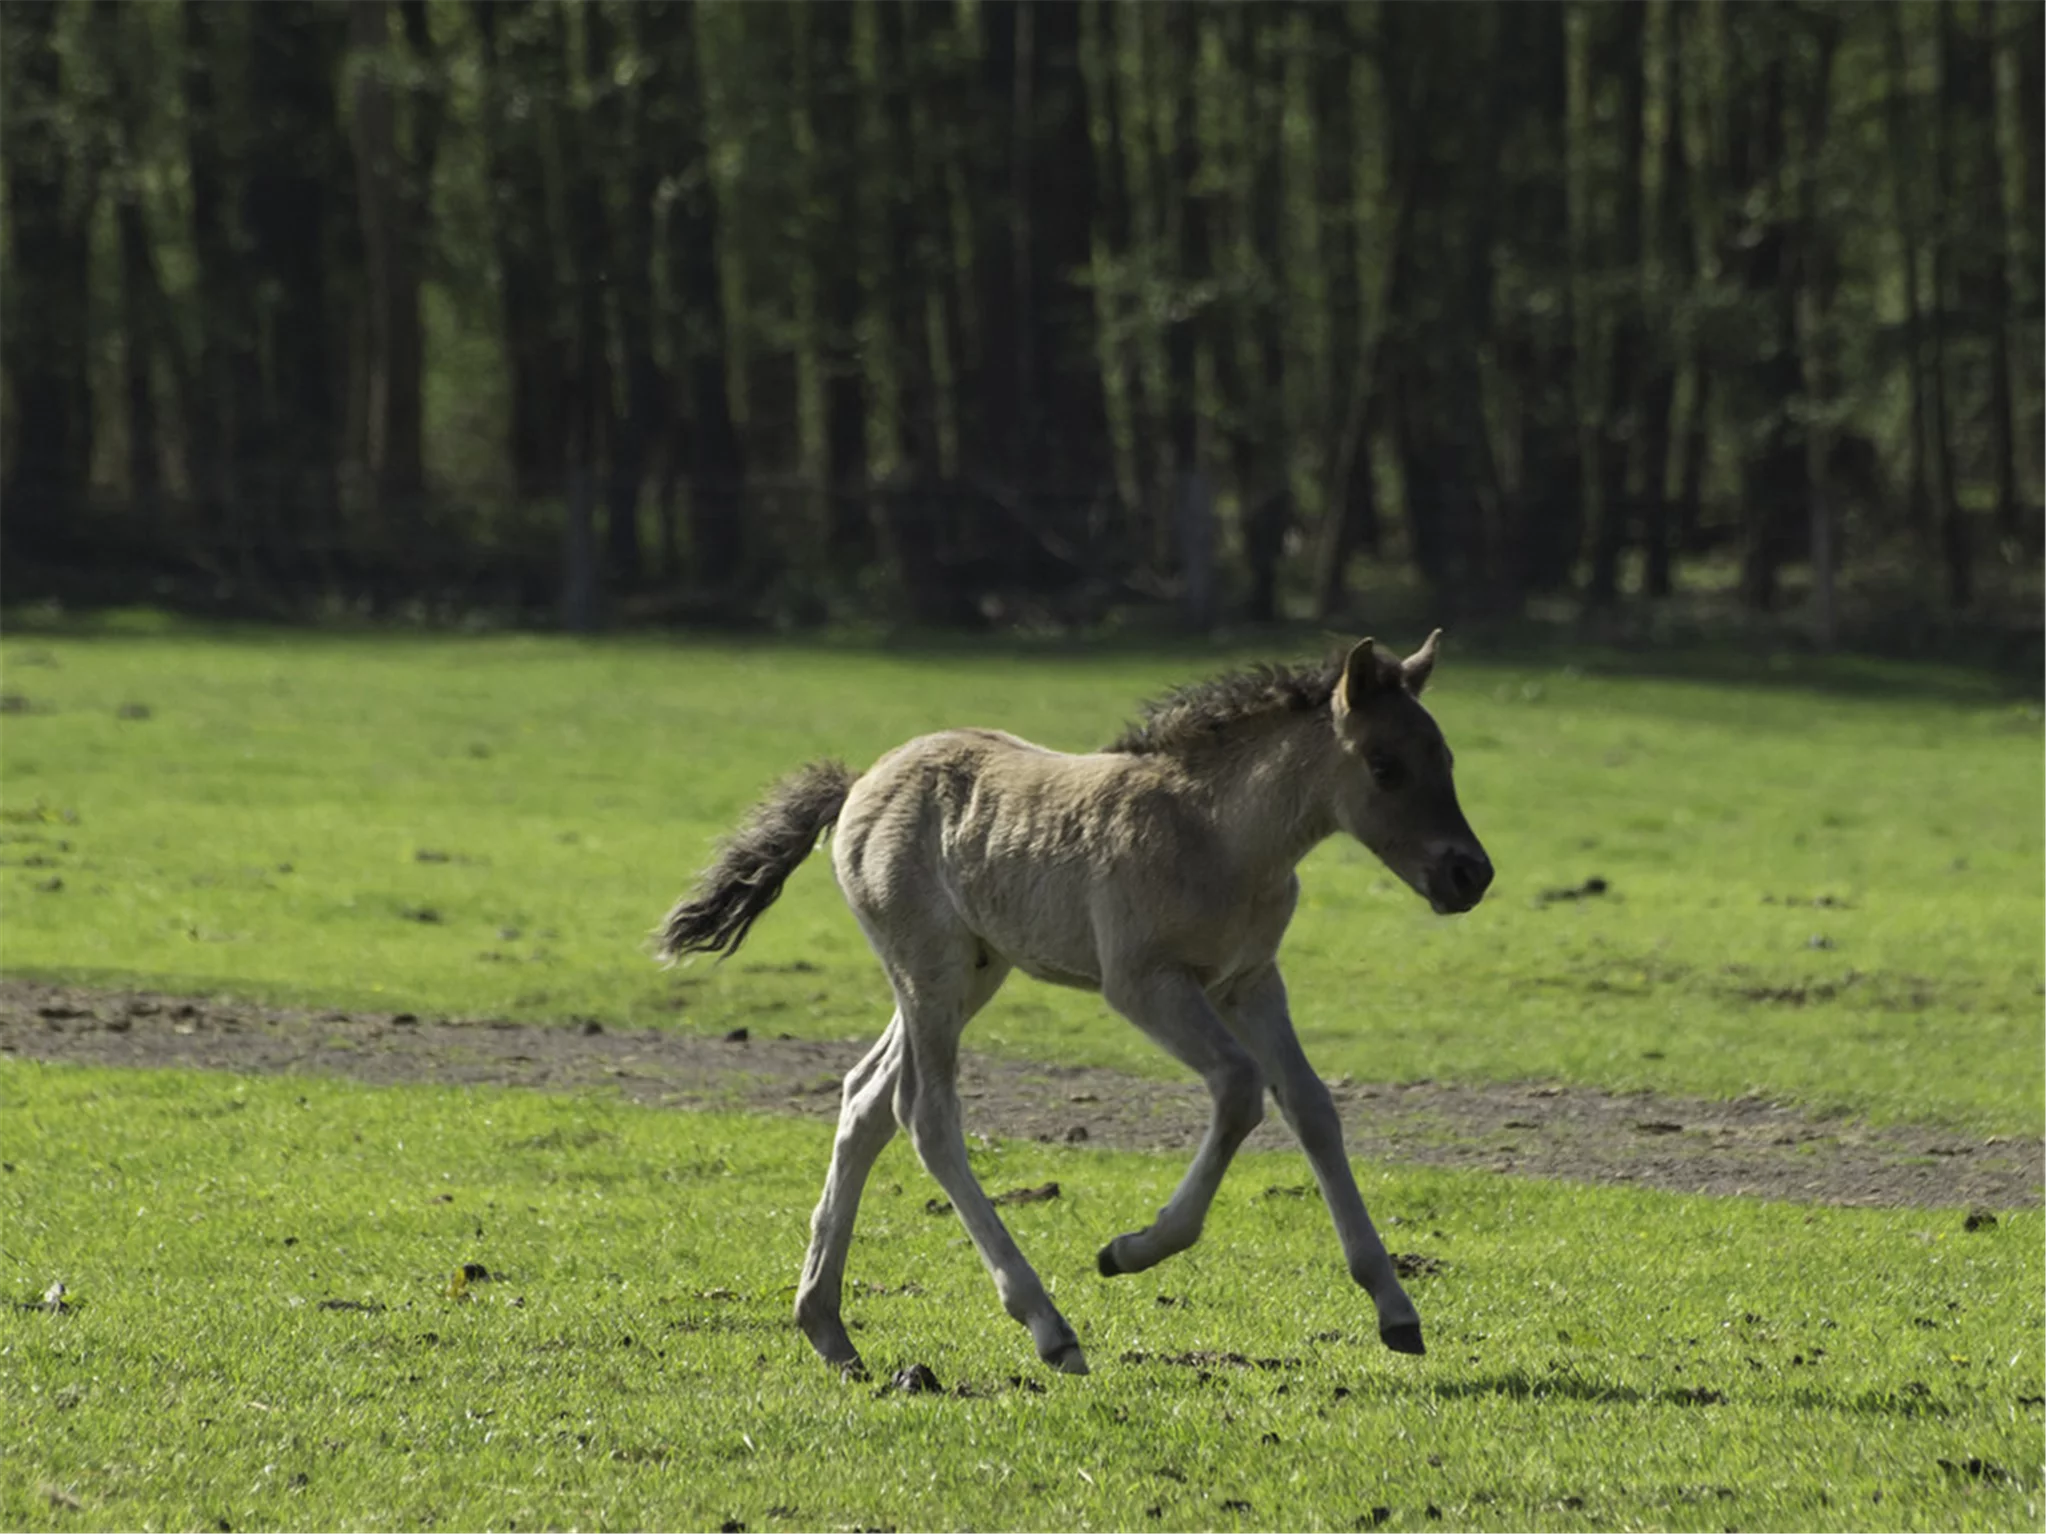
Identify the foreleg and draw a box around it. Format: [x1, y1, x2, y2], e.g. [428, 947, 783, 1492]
[1224, 964, 1423, 1355]
[1094, 966, 1267, 1278]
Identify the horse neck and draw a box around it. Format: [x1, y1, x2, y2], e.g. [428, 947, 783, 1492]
[1196, 713, 1343, 883]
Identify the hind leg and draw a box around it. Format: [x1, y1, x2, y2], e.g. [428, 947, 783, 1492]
[794, 1015, 906, 1374]
[894, 995, 1088, 1374]
[865, 933, 1085, 1373]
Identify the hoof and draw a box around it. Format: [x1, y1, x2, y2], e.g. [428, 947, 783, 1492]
[1045, 1341, 1091, 1376]
[1096, 1242, 1122, 1278]
[1379, 1321, 1426, 1357]
[803, 1321, 865, 1377]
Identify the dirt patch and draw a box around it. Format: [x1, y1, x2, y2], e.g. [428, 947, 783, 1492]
[2, 979, 2038, 1209]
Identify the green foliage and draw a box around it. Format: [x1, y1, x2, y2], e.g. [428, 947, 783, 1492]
[1, 627, 2038, 1132]
[2, 1066, 2039, 1532]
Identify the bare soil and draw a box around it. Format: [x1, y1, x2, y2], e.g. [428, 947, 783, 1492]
[3, 979, 2037, 1210]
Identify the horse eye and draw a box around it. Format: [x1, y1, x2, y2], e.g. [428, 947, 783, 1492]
[1367, 755, 1405, 791]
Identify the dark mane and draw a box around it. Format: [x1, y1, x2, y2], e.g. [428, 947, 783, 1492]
[1106, 655, 1345, 756]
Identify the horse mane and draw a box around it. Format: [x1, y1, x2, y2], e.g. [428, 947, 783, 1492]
[1105, 654, 1345, 757]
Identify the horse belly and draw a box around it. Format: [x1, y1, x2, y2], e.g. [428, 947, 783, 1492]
[955, 878, 1103, 991]
[1011, 956, 1102, 991]
[943, 848, 1104, 992]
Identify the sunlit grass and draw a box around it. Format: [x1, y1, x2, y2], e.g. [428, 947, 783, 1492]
[1, 624, 2039, 1131]
[3, 1065, 2039, 1533]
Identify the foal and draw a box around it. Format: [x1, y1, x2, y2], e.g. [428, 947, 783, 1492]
[657, 634, 1492, 1376]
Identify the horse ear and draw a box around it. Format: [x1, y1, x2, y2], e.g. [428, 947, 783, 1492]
[1337, 637, 1390, 712]
[1402, 629, 1443, 695]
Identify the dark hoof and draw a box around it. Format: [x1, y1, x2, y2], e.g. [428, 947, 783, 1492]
[1096, 1243, 1122, 1278]
[1380, 1321, 1426, 1356]
[1045, 1341, 1091, 1376]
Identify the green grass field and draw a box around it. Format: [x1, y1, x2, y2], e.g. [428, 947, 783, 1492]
[3, 622, 2039, 1130]
[4, 1065, 2040, 1533]
[2, 619, 2041, 1531]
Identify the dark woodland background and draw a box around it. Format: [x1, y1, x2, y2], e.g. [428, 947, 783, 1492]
[2, 0, 2040, 650]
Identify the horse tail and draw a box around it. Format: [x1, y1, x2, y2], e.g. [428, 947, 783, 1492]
[655, 759, 857, 962]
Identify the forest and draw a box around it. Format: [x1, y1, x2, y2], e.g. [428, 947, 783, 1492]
[2, 0, 2039, 638]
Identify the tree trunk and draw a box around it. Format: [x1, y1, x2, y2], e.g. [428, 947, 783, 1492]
[1885, 7, 1932, 547]
[1968, 0, 2019, 549]
[972, 0, 1027, 491]
[924, 0, 975, 484]
[662, 0, 747, 589]
[245, 1, 343, 547]
[350, 0, 400, 525]
[1382, 2, 1502, 617]
[1095, 0, 1157, 558]
[562, 465, 599, 632]
[1638, 0, 1685, 600]
[1237, 6, 1292, 624]
[1797, 14, 1843, 648]
[1496, 0, 1580, 600]
[1161, 1, 1212, 595]
[1584, 2, 1648, 611]
[810, 0, 871, 566]
[1730, 14, 1800, 614]
[565, 0, 618, 588]
[2, 0, 94, 556]
[473, 0, 569, 507]
[1028, 0, 1112, 503]
[181, 0, 246, 537]
[1311, 4, 1383, 621]
[730, 10, 802, 491]
[1929, 3, 1969, 607]
[877, 0, 938, 476]
[95, 0, 164, 524]
[2013, 3, 2044, 518]
[388, 0, 442, 517]
[611, 1, 671, 592]
[117, 201, 163, 523]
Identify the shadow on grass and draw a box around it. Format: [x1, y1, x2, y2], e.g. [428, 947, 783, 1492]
[6, 602, 2036, 707]
[734, 613, 2042, 707]
[1346, 1367, 1649, 1408]
[1432, 1369, 1650, 1406]
[1367, 1373, 1974, 1420]
[1779, 1385, 1957, 1420]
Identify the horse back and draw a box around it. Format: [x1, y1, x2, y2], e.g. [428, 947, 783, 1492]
[832, 730, 1283, 991]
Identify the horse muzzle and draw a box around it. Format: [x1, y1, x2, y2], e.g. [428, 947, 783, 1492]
[1425, 847, 1494, 914]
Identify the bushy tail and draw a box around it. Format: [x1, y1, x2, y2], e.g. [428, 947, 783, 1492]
[655, 759, 856, 962]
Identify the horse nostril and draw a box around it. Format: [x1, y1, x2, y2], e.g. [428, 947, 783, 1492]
[1451, 854, 1492, 900]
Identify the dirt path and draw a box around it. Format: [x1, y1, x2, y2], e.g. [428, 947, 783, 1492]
[3, 979, 2037, 1210]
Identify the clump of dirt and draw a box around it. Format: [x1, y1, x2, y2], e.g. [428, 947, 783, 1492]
[1119, 1350, 1297, 1371]
[1, 979, 2037, 1210]
[992, 1182, 1061, 1206]
[1536, 875, 1610, 906]
[1390, 1252, 1445, 1278]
